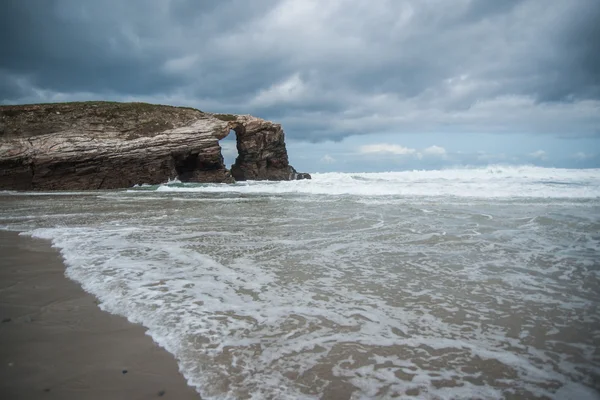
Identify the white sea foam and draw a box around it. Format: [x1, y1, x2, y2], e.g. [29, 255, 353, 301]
[2, 166, 599, 399]
[139, 166, 600, 198]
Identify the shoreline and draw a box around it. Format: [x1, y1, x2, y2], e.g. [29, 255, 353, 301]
[0, 230, 200, 400]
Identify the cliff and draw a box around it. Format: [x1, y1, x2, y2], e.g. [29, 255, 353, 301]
[0, 102, 310, 190]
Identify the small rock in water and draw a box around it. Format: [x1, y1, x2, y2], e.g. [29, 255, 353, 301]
[43, 388, 51, 392]
[296, 172, 311, 180]
[122, 369, 128, 374]
[158, 390, 166, 396]
[1, 317, 11, 323]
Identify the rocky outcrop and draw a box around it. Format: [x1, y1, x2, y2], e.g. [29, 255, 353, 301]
[0, 102, 310, 190]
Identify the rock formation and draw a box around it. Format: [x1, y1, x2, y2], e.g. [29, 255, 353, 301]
[0, 102, 310, 190]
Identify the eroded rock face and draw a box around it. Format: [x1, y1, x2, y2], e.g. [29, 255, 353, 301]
[0, 102, 310, 190]
[229, 116, 299, 181]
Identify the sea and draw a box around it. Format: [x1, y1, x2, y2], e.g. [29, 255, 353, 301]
[1, 166, 599, 400]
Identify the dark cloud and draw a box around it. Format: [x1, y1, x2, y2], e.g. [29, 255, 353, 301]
[1, 1, 161, 94]
[1, 0, 599, 141]
[460, 0, 524, 22]
[542, 1, 600, 102]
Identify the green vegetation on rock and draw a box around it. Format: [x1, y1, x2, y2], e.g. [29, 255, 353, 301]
[0, 101, 206, 139]
[213, 114, 238, 122]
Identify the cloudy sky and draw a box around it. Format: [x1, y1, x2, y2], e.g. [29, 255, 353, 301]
[2, 0, 599, 172]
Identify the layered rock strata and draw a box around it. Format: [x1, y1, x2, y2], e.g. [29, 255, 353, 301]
[0, 102, 309, 190]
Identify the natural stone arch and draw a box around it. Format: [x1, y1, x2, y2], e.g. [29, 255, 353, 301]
[0, 102, 309, 190]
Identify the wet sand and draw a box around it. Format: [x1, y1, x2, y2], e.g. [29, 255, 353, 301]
[0, 230, 200, 400]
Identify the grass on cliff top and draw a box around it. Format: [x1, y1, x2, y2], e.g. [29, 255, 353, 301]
[0, 101, 203, 113]
[0, 102, 249, 120]
[0, 101, 212, 138]
[213, 113, 238, 122]
[72, 101, 201, 113]
[1, 102, 245, 126]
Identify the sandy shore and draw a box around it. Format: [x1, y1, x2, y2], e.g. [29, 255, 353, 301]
[0, 230, 200, 400]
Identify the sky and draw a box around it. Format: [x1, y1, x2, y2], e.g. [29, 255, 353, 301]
[1, 0, 599, 172]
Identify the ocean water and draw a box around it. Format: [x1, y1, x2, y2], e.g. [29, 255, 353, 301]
[1, 166, 599, 400]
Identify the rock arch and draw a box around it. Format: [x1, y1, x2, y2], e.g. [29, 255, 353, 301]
[0, 102, 310, 190]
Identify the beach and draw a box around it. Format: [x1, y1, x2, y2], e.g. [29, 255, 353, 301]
[0, 230, 200, 400]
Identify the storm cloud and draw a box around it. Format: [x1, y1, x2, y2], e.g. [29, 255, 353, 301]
[1, 0, 599, 143]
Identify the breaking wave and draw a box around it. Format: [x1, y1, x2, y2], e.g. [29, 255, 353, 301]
[131, 166, 600, 198]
